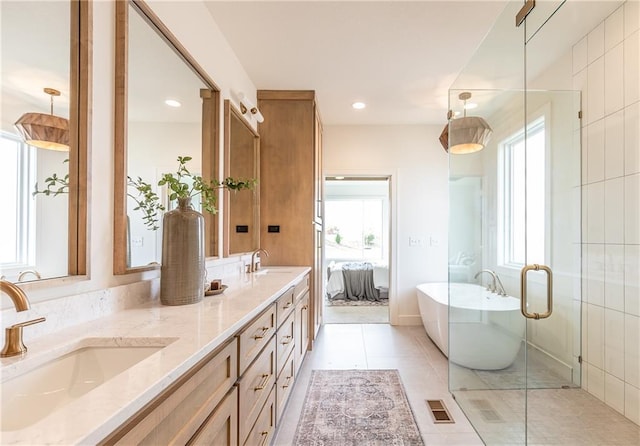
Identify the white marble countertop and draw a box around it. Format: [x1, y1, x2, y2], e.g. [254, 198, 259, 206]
[0, 266, 310, 445]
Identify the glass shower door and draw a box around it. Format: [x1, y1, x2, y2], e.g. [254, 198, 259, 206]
[522, 1, 583, 443]
[446, 1, 582, 444]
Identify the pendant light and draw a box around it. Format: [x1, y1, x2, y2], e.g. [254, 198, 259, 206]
[439, 92, 492, 154]
[14, 87, 69, 151]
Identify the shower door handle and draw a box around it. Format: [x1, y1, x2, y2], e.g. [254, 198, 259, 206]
[520, 264, 553, 319]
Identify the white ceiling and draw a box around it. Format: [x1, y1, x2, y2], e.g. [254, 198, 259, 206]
[204, 1, 510, 125]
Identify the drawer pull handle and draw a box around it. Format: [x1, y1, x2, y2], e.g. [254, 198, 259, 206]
[254, 373, 270, 391]
[259, 431, 269, 446]
[302, 305, 308, 310]
[252, 326, 270, 340]
[281, 335, 293, 345]
[282, 375, 293, 389]
[283, 302, 292, 309]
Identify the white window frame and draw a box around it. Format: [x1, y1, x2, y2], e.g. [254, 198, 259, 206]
[0, 131, 36, 274]
[497, 106, 550, 271]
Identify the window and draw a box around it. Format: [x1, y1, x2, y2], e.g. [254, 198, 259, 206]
[498, 116, 546, 268]
[325, 198, 387, 261]
[0, 132, 36, 270]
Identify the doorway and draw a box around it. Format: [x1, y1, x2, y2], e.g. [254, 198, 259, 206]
[322, 177, 390, 324]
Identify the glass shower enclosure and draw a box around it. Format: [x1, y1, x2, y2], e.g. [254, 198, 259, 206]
[446, 1, 589, 443]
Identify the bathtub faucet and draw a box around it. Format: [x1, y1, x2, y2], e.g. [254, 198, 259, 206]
[474, 269, 506, 296]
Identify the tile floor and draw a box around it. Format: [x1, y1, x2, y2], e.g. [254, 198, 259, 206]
[322, 304, 389, 324]
[273, 323, 640, 445]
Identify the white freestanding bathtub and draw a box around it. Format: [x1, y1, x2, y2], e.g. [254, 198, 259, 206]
[416, 282, 525, 370]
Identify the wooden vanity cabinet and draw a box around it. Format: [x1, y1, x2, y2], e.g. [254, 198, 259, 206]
[258, 90, 324, 347]
[103, 276, 311, 446]
[101, 339, 238, 446]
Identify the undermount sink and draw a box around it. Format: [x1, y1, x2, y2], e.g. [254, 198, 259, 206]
[1, 337, 176, 431]
[253, 268, 293, 275]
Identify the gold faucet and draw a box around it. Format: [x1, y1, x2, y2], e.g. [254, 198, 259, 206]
[18, 269, 42, 281]
[250, 248, 270, 272]
[1, 280, 46, 358]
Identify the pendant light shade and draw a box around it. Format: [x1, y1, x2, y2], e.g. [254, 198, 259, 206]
[439, 92, 492, 155]
[14, 88, 69, 151]
[448, 116, 492, 154]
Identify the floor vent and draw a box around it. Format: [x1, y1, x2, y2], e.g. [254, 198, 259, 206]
[426, 399, 454, 423]
[469, 398, 504, 423]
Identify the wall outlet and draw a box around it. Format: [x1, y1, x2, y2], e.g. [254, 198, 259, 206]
[131, 236, 143, 247]
[409, 236, 425, 247]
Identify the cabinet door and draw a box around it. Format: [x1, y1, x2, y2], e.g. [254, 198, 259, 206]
[243, 388, 276, 446]
[295, 291, 310, 375]
[276, 350, 295, 422]
[107, 339, 237, 446]
[238, 304, 276, 375]
[276, 311, 295, 376]
[237, 336, 276, 444]
[312, 225, 323, 339]
[188, 387, 238, 446]
[275, 287, 295, 329]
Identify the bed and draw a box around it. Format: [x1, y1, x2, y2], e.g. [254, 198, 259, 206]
[326, 261, 389, 302]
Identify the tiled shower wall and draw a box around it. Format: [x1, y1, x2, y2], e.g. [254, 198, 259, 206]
[573, 1, 640, 425]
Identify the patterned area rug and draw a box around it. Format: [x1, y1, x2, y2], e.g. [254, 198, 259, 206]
[293, 369, 424, 445]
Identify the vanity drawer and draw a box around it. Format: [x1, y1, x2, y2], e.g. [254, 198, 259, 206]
[188, 386, 238, 446]
[276, 310, 295, 377]
[276, 287, 295, 328]
[276, 350, 295, 423]
[237, 336, 276, 445]
[243, 388, 276, 446]
[238, 303, 276, 375]
[105, 338, 237, 446]
[293, 273, 310, 302]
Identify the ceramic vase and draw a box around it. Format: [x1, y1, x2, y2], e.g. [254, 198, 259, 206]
[160, 197, 205, 305]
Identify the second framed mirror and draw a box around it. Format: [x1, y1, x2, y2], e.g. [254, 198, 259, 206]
[114, 0, 220, 274]
[223, 100, 259, 257]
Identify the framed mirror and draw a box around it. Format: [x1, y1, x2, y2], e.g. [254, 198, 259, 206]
[0, 1, 89, 283]
[223, 100, 260, 256]
[114, 0, 220, 274]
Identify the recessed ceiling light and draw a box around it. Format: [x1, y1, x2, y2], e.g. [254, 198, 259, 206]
[463, 102, 478, 110]
[352, 102, 366, 110]
[165, 99, 181, 108]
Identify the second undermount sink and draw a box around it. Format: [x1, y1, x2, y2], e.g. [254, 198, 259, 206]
[1, 337, 176, 431]
[253, 268, 294, 275]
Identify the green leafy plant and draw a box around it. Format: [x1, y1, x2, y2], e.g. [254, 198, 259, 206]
[364, 233, 375, 246]
[335, 233, 342, 245]
[33, 159, 69, 197]
[157, 156, 256, 216]
[35, 156, 256, 231]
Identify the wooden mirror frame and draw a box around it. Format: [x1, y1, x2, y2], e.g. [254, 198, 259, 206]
[223, 100, 260, 257]
[114, 0, 220, 275]
[68, 0, 91, 277]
